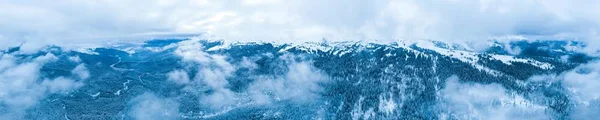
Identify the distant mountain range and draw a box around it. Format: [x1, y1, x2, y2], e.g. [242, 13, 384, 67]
[1, 39, 595, 119]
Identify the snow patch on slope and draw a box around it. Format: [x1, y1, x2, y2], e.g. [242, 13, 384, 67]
[414, 40, 504, 76]
[413, 40, 554, 75]
[203, 39, 553, 77]
[489, 54, 553, 69]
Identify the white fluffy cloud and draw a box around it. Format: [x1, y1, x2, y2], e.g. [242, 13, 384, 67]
[561, 62, 600, 103]
[0, 53, 83, 119]
[247, 60, 328, 104]
[172, 40, 328, 110]
[68, 56, 81, 63]
[438, 76, 549, 120]
[2, 0, 600, 53]
[41, 77, 83, 93]
[71, 63, 90, 80]
[128, 92, 180, 120]
[524, 60, 600, 119]
[167, 69, 191, 85]
[531, 61, 600, 119]
[174, 39, 238, 108]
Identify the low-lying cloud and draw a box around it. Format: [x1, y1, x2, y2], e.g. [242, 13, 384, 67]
[167, 69, 190, 85]
[561, 62, 600, 103]
[71, 63, 90, 80]
[128, 92, 180, 120]
[174, 39, 238, 108]
[247, 60, 327, 104]
[528, 61, 600, 119]
[0, 53, 84, 119]
[438, 76, 549, 120]
[169, 40, 329, 110]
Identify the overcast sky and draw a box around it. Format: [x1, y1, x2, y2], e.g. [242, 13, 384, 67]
[1, 0, 600, 51]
